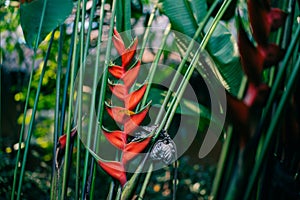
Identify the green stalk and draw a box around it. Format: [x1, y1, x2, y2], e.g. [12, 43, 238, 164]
[81, 0, 99, 191]
[78, 0, 88, 198]
[138, 164, 153, 199]
[89, 162, 97, 199]
[88, 0, 107, 198]
[138, 0, 232, 198]
[81, 0, 108, 197]
[11, 0, 48, 199]
[137, 4, 158, 60]
[50, 25, 64, 200]
[123, 0, 132, 43]
[254, 25, 300, 141]
[75, 135, 81, 199]
[81, 0, 118, 198]
[163, 0, 232, 132]
[59, 24, 75, 137]
[17, 30, 55, 200]
[12, 62, 32, 199]
[61, 0, 82, 198]
[210, 76, 247, 199]
[155, 0, 220, 124]
[140, 23, 171, 107]
[95, 0, 118, 163]
[116, 0, 131, 46]
[96, 0, 119, 196]
[244, 55, 300, 200]
[0, 34, 2, 155]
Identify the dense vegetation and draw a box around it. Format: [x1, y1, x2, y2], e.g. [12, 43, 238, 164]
[1, 0, 299, 199]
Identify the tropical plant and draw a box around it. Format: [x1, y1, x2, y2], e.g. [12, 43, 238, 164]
[2, 0, 299, 199]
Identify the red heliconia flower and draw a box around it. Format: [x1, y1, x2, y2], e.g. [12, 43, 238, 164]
[247, 0, 287, 46]
[109, 61, 141, 88]
[55, 127, 77, 169]
[227, 83, 269, 123]
[226, 0, 286, 149]
[108, 82, 147, 110]
[97, 160, 127, 187]
[112, 29, 138, 68]
[226, 82, 269, 147]
[95, 29, 152, 187]
[102, 128, 127, 150]
[243, 82, 269, 107]
[122, 136, 152, 165]
[238, 21, 284, 85]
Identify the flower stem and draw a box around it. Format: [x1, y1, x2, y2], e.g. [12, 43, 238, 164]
[88, 0, 107, 198]
[61, 0, 82, 197]
[17, 30, 55, 200]
[138, 4, 158, 61]
[138, 0, 231, 198]
[11, 0, 49, 199]
[244, 29, 300, 200]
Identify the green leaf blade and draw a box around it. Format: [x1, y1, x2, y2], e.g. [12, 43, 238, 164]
[20, 0, 73, 48]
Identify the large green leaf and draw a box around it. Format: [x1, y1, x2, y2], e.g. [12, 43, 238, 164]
[159, 0, 244, 96]
[20, 0, 73, 48]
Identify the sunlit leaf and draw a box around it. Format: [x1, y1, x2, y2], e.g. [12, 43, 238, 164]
[20, 0, 73, 48]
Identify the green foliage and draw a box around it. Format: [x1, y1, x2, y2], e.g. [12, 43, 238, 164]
[159, 0, 244, 96]
[20, 0, 73, 48]
[4, 0, 300, 199]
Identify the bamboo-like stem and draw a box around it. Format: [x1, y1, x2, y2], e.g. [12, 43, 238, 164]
[50, 25, 64, 200]
[88, 0, 107, 198]
[61, 0, 82, 197]
[11, 1, 49, 199]
[162, 0, 231, 133]
[11, 49, 33, 200]
[138, 164, 153, 199]
[210, 75, 247, 199]
[17, 30, 56, 200]
[155, 0, 219, 125]
[137, 4, 158, 61]
[88, 0, 105, 200]
[140, 23, 171, 107]
[82, 0, 107, 197]
[78, 0, 89, 198]
[244, 55, 300, 200]
[81, 0, 117, 198]
[138, 0, 232, 198]
[253, 25, 300, 145]
[75, 135, 81, 199]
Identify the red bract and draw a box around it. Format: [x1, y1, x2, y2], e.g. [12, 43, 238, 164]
[57, 128, 77, 150]
[97, 160, 127, 187]
[102, 128, 127, 150]
[112, 29, 138, 67]
[238, 20, 284, 85]
[55, 128, 77, 169]
[226, 83, 270, 125]
[226, 83, 269, 147]
[227, 0, 286, 147]
[248, 0, 286, 46]
[122, 136, 152, 165]
[108, 82, 147, 110]
[244, 83, 269, 107]
[238, 26, 265, 85]
[96, 29, 152, 187]
[108, 61, 141, 88]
